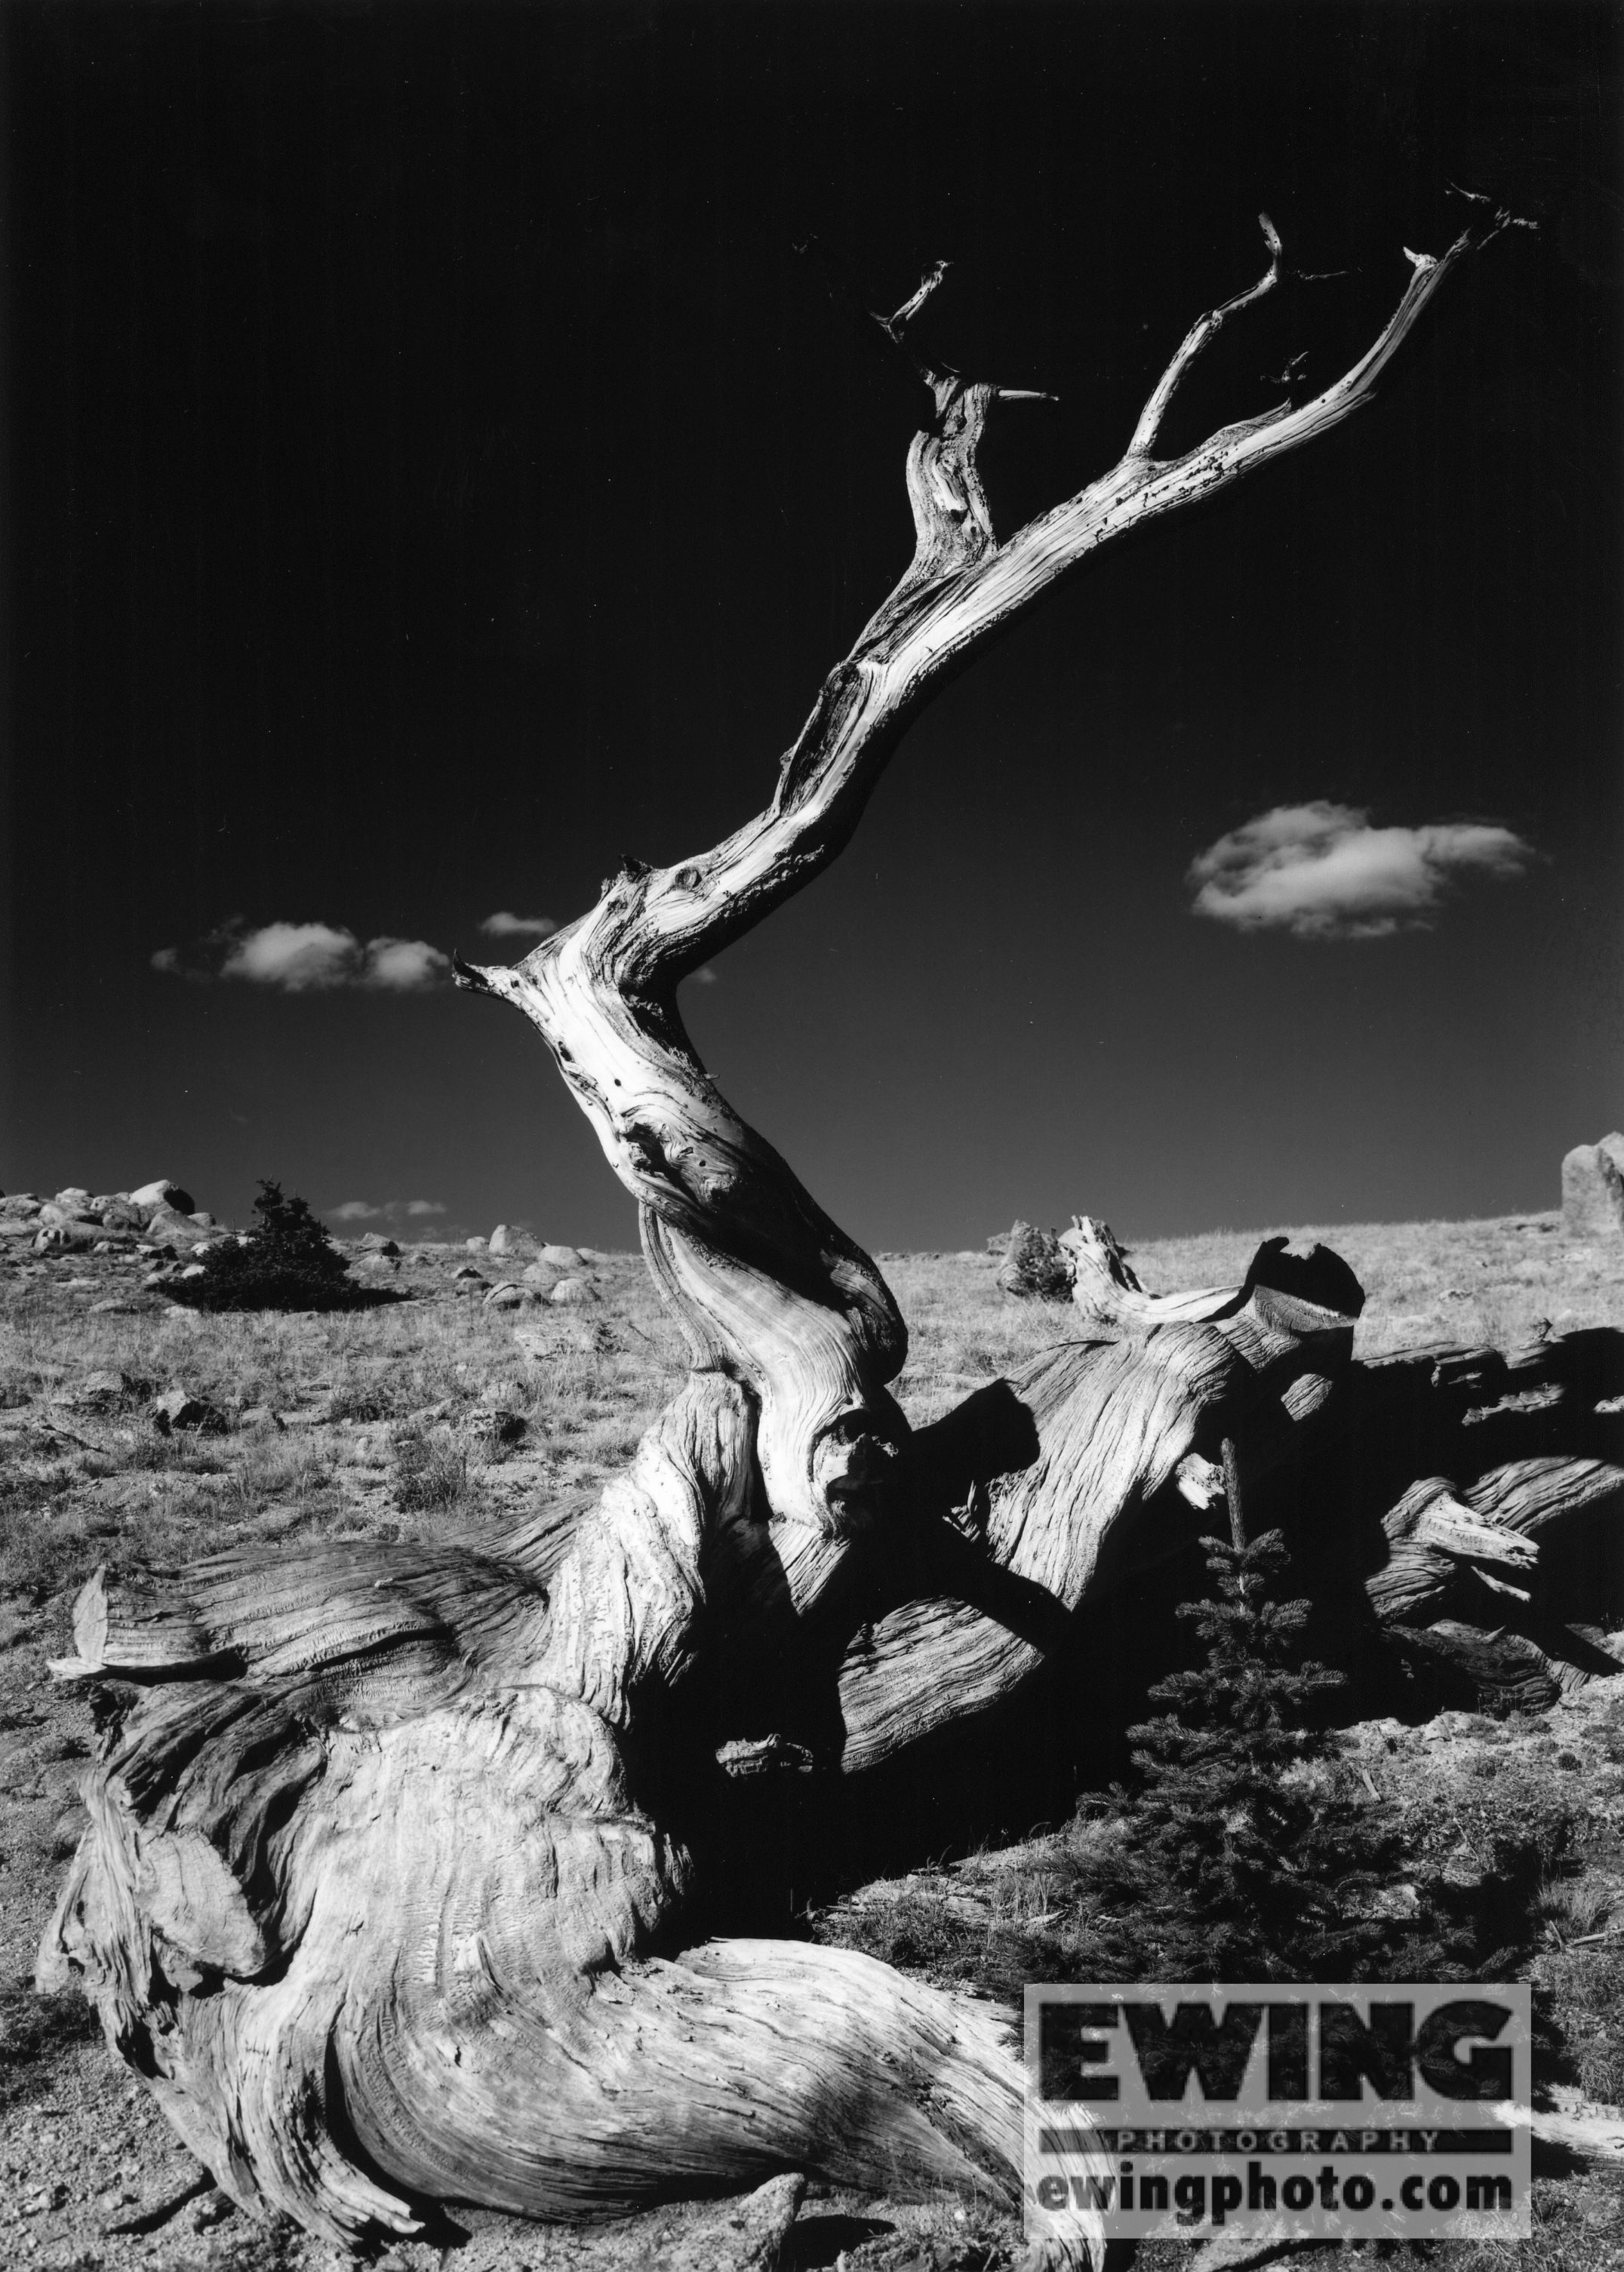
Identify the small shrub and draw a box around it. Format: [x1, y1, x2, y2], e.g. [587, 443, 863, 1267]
[169, 1182, 380, 1314]
[393, 1431, 474, 1514]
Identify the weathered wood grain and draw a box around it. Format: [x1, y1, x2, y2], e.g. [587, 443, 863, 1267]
[39, 210, 1545, 2261]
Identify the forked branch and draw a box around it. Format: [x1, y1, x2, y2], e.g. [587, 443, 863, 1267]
[459, 198, 1530, 1537]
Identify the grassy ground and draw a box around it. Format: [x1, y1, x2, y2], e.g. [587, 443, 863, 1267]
[2, 1215, 1622, 2271]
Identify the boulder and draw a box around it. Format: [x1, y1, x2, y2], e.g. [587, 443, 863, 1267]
[145, 1204, 205, 1248]
[549, 1276, 597, 1306]
[53, 1187, 94, 1212]
[488, 1224, 515, 1255]
[188, 1211, 216, 1229]
[129, 1179, 196, 1214]
[1561, 1136, 1624, 1241]
[1, 1194, 42, 1217]
[483, 1282, 526, 1311]
[465, 1236, 488, 1253]
[98, 1202, 146, 1232]
[359, 1234, 401, 1255]
[149, 1388, 225, 1433]
[521, 1259, 562, 1290]
[995, 1219, 1075, 1300]
[35, 1223, 100, 1254]
[539, 1243, 584, 1268]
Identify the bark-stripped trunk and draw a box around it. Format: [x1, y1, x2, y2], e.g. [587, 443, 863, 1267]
[41, 201, 1588, 2261]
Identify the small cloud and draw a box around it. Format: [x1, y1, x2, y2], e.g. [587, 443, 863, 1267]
[479, 911, 558, 939]
[220, 921, 360, 990]
[1187, 801, 1535, 939]
[328, 1198, 448, 1226]
[152, 920, 450, 991]
[360, 936, 448, 991]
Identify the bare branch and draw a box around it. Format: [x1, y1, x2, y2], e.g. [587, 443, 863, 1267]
[883, 257, 951, 335]
[1128, 211, 1285, 458]
[466, 198, 1530, 1533]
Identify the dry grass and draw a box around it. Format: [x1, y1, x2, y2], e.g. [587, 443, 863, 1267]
[3, 1217, 1624, 2270]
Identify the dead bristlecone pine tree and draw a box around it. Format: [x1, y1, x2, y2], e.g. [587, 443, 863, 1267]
[43, 195, 1617, 2272]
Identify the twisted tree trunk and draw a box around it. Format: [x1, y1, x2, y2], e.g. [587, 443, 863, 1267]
[42, 200, 1593, 2262]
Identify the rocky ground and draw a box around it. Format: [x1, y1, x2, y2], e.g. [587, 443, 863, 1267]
[3, 1200, 1624, 2270]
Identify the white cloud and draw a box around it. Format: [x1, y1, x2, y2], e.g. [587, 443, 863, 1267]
[359, 936, 448, 991]
[479, 911, 558, 939]
[328, 1198, 448, 1225]
[152, 920, 450, 991]
[220, 921, 360, 990]
[1187, 801, 1535, 939]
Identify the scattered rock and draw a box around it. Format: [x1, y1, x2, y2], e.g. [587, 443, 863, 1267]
[521, 1259, 562, 1290]
[995, 1219, 1074, 1300]
[549, 1276, 597, 1306]
[53, 1186, 95, 1212]
[514, 1320, 591, 1360]
[452, 1265, 486, 1281]
[129, 1179, 196, 1213]
[359, 1234, 401, 1255]
[465, 1236, 488, 1253]
[145, 1203, 206, 1247]
[89, 1299, 144, 1314]
[1562, 1136, 1624, 1241]
[55, 1370, 146, 1412]
[150, 1388, 225, 1434]
[483, 1282, 526, 1310]
[236, 1407, 284, 1431]
[35, 1222, 101, 1253]
[539, 1243, 584, 1268]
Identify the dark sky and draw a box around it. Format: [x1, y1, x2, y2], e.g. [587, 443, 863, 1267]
[3, 2, 1619, 1250]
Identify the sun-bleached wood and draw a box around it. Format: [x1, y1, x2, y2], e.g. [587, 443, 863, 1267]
[42, 204, 1559, 2258]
